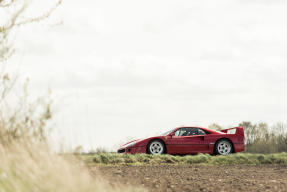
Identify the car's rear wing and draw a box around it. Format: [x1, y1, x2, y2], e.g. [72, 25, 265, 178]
[221, 127, 244, 137]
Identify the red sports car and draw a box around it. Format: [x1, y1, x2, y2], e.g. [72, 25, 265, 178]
[118, 126, 245, 155]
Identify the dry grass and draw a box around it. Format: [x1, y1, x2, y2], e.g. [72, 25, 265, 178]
[0, 141, 146, 192]
[0, 73, 146, 191]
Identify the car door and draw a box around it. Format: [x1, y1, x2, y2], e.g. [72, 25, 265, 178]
[194, 128, 210, 152]
[166, 127, 209, 154]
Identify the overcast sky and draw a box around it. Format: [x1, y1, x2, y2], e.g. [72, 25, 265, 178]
[8, 0, 287, 151]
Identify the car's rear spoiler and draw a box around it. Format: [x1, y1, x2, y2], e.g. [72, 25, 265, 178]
[221, 126, 244, 137]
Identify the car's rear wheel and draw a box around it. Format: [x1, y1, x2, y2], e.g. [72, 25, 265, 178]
[148, 140, 165, 155]
[215, 139, 233, 155]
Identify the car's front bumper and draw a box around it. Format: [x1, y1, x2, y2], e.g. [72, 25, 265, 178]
[117, 146, 146, 154]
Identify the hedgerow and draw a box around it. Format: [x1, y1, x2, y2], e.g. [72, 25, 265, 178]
[82, 152, 287, 165]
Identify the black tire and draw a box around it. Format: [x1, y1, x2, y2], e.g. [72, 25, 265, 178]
[147, 140, 166, 155]
[214, 139, 233, 155]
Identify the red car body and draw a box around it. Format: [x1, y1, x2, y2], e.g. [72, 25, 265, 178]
[118, 126, 245, 155]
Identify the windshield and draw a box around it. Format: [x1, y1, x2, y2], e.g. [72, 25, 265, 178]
[161, 128, 177, 136]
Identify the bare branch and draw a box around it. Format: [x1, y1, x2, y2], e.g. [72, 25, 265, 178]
[15, 0, 62, 27]
[1, 0, 61, 62]
[0, 0, 60, 142]
[0, 0, 15, 7]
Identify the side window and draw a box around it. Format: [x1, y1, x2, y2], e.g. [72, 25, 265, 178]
[174, 128, 186, 136]
[188, 128, 198, 135]
[198, 129, 206, 135]
[174, 128, 198, 136]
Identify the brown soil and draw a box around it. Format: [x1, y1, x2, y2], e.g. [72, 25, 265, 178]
[91, 165, 287, 192]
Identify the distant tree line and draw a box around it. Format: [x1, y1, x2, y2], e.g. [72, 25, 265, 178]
[209, 122, 287, 154]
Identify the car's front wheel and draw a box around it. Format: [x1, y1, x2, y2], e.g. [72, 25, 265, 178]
[147, 140, 165, 155]
[215, 139, 233, 155]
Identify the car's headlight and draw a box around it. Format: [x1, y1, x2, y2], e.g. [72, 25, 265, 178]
[127, 141, 137, 147]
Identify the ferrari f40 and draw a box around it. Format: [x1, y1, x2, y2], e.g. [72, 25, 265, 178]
[117, 126, 245, 155]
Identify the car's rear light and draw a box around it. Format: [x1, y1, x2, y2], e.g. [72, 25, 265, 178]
[117, 149, 125, 153]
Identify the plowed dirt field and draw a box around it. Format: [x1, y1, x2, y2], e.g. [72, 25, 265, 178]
[93, 165, 287, 192]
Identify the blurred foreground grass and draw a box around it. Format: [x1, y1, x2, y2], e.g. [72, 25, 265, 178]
[82, 152, 287, 166]
[0, 142, 146, 192]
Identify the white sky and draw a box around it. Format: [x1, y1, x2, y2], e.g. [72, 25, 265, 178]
[7, 0, 287, 151]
